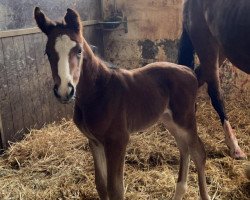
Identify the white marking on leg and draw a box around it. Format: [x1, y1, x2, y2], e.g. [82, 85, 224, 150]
[223, 120, 246, 159]
[173, 182, 187, 200]
[55, 35, 76, 97]
[172, 127, 189, 200]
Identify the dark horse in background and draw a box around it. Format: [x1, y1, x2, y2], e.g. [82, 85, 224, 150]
[178, 0, 250, 159]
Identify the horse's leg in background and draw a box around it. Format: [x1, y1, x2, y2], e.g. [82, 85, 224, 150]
[180, 1, 246, 159]
[186, 22, 246, 159]
[105, 132, 129, 200]
[207, 51, 246, 159]
[218, 52, 247, 159]
[89, 140, 109, 200]
[198, 51, 246, 159]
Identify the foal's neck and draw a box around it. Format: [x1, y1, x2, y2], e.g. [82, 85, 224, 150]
[76, 38, 111, 102]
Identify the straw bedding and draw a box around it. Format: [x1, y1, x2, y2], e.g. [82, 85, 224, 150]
[0, 83, 249, 200]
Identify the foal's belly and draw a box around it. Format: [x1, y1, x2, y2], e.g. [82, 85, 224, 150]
[126, 94, 168, 133]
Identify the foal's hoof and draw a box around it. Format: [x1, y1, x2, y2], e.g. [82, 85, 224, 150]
[230, 148, 247, 160]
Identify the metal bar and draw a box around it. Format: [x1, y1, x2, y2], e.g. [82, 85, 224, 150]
[83, 20, 99, 26]
[99, 21, 124, 24]
[0, 20, 99, 38]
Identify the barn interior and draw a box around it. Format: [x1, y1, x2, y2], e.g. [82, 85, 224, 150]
[0, 0, 249, 199]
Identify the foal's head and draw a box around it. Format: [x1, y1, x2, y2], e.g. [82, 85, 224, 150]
[34, 7, 84, 103]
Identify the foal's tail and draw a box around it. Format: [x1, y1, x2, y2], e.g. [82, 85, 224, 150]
[177, 27, 195, 70]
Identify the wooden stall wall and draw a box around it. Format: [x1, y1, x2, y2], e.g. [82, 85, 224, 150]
[0, 0, 101, 30]
[0, 0, 103, 149]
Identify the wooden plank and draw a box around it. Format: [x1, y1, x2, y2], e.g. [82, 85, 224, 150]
[23, 34, 44, 128]
[0, 20, 99, 38]
[65, 103, 74, 119]
[0, 113, 3, 149]
[56, 97, 67, 122]
[42, 57, 58, 123]
[12, 36, 34, 135]
[22, 35, 38, 128]
[33, 33, 48, 126]
[40, 34, 53, 123]
[0, 27, 41, 38]
[0, 38, 14, 148]
[1, 37, 24, 141]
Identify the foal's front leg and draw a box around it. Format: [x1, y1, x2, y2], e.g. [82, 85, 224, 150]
[105, 134, 129, 200]
[89, 140, 109, 200]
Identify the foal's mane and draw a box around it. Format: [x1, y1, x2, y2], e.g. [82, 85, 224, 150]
[78, 37, 120, 93]
[81, 36, 118, 73]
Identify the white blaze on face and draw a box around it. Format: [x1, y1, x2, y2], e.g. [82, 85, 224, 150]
[55, 35, 76, 97]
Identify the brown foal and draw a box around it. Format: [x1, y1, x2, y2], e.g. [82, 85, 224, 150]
[34, 7, 210, 200]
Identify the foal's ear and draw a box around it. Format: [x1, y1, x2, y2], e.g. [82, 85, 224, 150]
[64, 8, 82, 33]
[34, 7, 55, 35]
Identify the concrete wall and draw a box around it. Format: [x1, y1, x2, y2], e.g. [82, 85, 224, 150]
[103, 0, 183, 69]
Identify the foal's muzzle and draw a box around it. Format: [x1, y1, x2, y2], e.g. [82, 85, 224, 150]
[53, 83, 75, 104]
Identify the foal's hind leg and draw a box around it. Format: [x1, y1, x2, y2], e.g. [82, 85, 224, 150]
[160, 115, 189, 200]
[188, 135, 210, 200]
[161, 111, 210, 200]
[170, 129, 190, 200]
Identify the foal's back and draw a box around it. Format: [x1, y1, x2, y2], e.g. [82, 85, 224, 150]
[111, 62, 198, 132]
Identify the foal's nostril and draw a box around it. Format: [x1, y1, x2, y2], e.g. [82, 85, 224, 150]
[53, 84, 60, 99]
[53, 83, 75, 102]
[68, 83, 75, 99]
